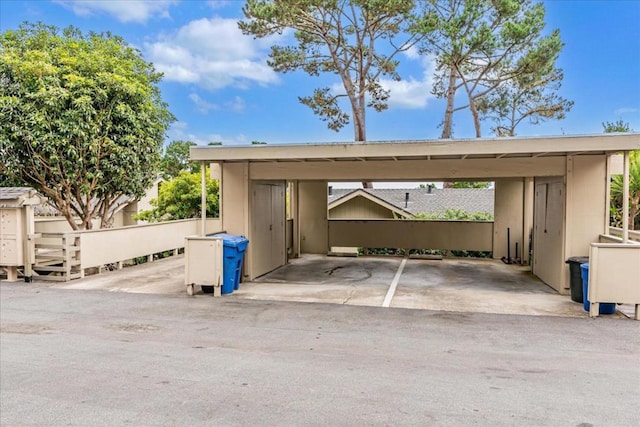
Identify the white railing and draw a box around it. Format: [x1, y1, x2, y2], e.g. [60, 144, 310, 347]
[33, 233, 82, 282]
[607, 227, 640, 243]
[32, 218, 221, 281]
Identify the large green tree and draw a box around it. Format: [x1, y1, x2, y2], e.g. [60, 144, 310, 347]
[159, 140, 198, 180]
[135, 169, 219, 222]
[239, 0, 422, 147]
[414, 0, 566, 138]
[476, 67, 573, 136]
[610, 150, 640, 231]
[602, 119, 631, 133]
[0, 23, 174, 229]
[452, 181, 490, 188]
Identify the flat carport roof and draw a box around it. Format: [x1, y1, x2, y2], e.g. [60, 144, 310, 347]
[190, 133, 640, 163]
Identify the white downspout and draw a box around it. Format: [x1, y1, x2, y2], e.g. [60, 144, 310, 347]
[201, 161, 206, 236]
[622, 151, 630, 243]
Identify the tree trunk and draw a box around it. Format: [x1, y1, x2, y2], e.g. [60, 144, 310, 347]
[99, 198, 112, 229]
[630, 198, 638, 231]
[353, 99, 366, 143]
[469, 97, 482, 138]
[441, 66, 458, 189]
[440, 65, 457, 140]
[354, 97, 373, 189]
[60, 206, 80, 231]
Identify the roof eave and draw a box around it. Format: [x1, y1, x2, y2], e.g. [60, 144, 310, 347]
[190, 133, 640, 163]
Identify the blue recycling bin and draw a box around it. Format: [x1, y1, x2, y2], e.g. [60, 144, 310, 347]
[214, 233, 249, 295]
[580, 263, 616, 315]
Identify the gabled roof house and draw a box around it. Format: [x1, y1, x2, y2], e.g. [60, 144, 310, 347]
[328, 187, 494, 219]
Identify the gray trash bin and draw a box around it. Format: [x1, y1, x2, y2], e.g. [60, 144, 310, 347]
[566, 256, 589, 303]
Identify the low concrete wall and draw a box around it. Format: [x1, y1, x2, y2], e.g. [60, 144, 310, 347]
[588, 242, 640, 319]
[77, 218, 221, 269]
[328, 219, 493, 251]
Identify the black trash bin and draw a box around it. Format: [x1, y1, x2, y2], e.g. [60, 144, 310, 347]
[566, 256, 589, 303]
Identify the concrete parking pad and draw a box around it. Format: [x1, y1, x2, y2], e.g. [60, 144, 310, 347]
[52, 256, 187, 296]
[241, 255, 399, 306]
[244, 254, 625, 318]
[39, 254, 631, 318]
[392, 258, 587, 317]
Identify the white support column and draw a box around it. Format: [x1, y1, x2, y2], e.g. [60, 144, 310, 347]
[201, 161, 206, 236]
[622, 151, 630, 243]
[212, 162, 222, 231]
[605, 155, 612, 233]
[522, 177, 534, 265]
[290, 180, 300, 258]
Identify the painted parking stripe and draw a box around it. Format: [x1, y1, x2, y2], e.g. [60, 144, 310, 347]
[382, 257, 408, 308]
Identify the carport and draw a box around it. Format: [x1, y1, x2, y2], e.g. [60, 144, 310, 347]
[190, 134, 640, 314]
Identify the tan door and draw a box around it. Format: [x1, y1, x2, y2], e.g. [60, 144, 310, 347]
[533, 177, 565, 289]
[270, 184, 286, 269]
[251, 182, 286, 278]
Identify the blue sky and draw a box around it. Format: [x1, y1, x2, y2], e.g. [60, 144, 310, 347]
[1, 0, 639, 146]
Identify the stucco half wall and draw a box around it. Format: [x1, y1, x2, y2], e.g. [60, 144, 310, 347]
[192, 134, 640, 293]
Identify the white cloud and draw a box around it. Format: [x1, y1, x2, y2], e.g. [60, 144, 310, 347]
[54, 0, 178, 23]
[329, 54, 436, 110]
[145, 17, 281, 90]
[207, 0, 230, 9]
[379, 55, 436, 109]
[403, 45, 421, 60]
[234, 134, 248, 144]
[189, 93, 219, 114]
[167, 122, 247, 145]
[171, 121, 188, 131]
[614, 107, 639, 115]
[225, 96, 246, 112]
[167, 123, 221, 146]
[188, 93, 246, 114]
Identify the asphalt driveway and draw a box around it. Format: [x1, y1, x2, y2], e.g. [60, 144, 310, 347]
[1, 283, 638, 426]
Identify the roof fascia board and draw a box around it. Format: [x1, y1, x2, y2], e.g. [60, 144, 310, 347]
[190, 134, 640, 162]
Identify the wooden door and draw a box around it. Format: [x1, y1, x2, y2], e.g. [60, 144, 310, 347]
[533, 178, 565, 288]
[270, 184, 286, 270]
[251, 182, 286, 278]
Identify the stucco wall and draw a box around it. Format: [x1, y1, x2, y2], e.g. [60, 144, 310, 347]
[220, 162, 251, 276]
[493, 179, 524, 260]
[221, 162, 249, 237]
[565, 155, 607, 257]
[561, 155, 608, 292]
[329, 219, 493, 251]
